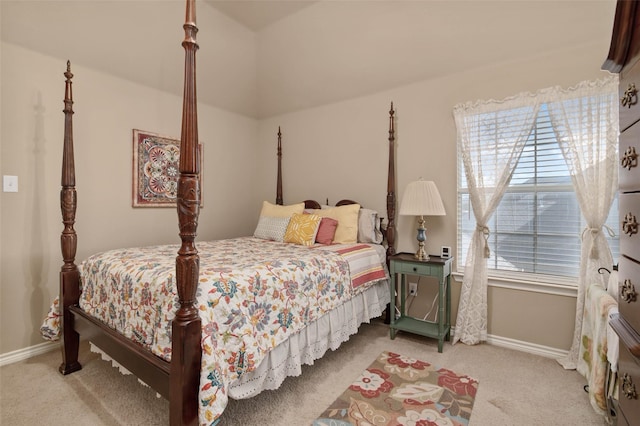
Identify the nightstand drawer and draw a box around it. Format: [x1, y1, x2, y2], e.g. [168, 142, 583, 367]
[394, 261, 450, 277]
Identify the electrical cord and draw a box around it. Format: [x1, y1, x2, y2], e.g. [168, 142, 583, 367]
[423, 293, 439, 322]
[423, 280, 449, 322]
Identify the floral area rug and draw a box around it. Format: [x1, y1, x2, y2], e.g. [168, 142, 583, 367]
[313, 351, 478, 426]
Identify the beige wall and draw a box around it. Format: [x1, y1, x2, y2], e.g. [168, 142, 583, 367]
[0, 43, 259, 354]
[257, 42, 613, 351]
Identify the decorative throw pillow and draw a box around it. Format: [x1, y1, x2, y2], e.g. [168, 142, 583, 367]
[259, 200, 305, 218]
[315, 217, 339, 245]
[253, 216, 291, 242]
[313, 203, 360, 244]
[358, 208, 384, 244]
[284, 213, 321, 246]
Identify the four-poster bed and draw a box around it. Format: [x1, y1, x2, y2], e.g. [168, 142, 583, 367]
[55, 1, 397, 424]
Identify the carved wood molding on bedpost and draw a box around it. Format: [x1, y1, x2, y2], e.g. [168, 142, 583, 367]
[59, 60, 82, 376]
[276, 127, 283, 205]
[386, 102, 397, 261]
[171, 1, 201, 425]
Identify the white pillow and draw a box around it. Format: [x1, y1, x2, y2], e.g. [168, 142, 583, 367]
[358, 208, 383, 244]
[253, 216, 291, 242]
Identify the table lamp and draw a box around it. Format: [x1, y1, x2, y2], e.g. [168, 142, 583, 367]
[399, 179, 446, 260]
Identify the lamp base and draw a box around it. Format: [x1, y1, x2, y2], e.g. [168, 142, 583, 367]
[414, 217, 429, 261]
[414, 246, 429, 261]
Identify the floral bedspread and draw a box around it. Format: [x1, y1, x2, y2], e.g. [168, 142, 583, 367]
[47, 237, 387, 425]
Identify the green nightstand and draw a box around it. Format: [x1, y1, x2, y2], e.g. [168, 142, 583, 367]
[388, 252, 454, 352]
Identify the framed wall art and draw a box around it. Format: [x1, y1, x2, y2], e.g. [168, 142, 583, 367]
[132, 129, 203, 207]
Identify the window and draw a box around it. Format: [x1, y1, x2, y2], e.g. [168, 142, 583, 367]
[457, 103, 619, 280]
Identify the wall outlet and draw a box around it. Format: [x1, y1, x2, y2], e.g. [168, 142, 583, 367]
[409, 282, 418, 296]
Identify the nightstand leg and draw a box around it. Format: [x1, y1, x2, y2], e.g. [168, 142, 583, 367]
[389, 270, 397, 340]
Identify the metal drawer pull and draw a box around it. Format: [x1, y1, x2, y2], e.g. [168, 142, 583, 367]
[622, 373, 637, 400]
[621, 83, 638, 108]
[621, 279, 637, 303]
[621, 146, 638, 170]
[622, 212, 638, 236]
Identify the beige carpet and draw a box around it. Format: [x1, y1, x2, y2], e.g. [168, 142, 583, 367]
[1, 319, 606, 425]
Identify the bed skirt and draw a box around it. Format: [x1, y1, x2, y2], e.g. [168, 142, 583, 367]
[228, 278, 390, 399]
[89, 278, 390, 402]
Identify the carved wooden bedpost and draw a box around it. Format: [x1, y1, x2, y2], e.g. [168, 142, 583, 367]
[59, 61, 82, 375]
[170, 0, 201, 424]
[386, 102, 397, 260]
[383, 102, 397, 325]
[276, 127, 283, 205]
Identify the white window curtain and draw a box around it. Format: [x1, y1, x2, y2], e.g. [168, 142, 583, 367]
[453, 76, 619, 348]
[551, 76, 619, 370]
[453, 96, 541, 345]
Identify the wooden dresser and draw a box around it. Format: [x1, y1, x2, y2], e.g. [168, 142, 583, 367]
[603, 1, 640, 425]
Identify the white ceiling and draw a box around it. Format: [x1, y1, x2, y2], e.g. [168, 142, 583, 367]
[204, 0, 317, 31]
[254, 0, 617, 117]
[1, 0, 618, 119]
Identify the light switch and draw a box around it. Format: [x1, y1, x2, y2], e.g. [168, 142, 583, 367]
[3, 175, 18, 192]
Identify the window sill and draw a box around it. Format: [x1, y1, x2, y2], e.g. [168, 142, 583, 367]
[451, 271, 578, 297]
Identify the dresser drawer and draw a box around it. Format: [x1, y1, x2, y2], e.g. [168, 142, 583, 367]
[620, 58, 640, 132]
[619, 256, 640, 334]
[621, 192, 640, 262]
[619, 123, 640, 192]
[618, 343, 640, 424]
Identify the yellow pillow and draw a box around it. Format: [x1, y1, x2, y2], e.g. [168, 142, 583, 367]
[314, 204, 360, 244]
[259, 200, 305, 218]
[284, 213, 322, 246]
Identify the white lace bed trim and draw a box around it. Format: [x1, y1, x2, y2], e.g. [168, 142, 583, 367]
[89, 279, 390, 401]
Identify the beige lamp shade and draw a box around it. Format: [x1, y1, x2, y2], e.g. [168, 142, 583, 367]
[399, 180, 446, 216]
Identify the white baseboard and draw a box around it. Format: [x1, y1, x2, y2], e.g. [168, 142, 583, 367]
[486, 334, 568, 359]
[0, 341, 58, 367]
[1, 330, 569, 367]
[450, 327, 569, 359]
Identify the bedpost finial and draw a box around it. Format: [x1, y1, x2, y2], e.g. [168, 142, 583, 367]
[64, 60, 73, 80]
[389, 101, 394, 116]
[277, 127, 282, 152]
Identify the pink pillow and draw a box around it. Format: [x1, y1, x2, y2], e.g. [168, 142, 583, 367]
[315, 217, 338, 244]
